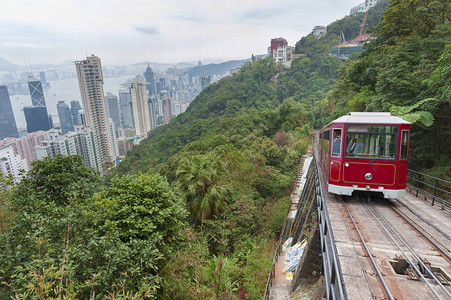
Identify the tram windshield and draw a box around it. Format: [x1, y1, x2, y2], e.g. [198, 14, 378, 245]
[345, 125, 398, 160]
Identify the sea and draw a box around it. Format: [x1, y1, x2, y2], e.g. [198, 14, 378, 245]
[10, 75, 134, 129]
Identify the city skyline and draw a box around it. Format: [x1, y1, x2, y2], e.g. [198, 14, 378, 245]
[1, 0, 363, 66]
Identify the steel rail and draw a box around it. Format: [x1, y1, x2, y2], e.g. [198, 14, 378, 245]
[391, 206, 451, 264]
[340, 197, 395, 300]
[367, 203, 451, 299]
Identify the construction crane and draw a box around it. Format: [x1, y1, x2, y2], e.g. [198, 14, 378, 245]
[355, 11, 369, 45]
[340, 31, 347, 45]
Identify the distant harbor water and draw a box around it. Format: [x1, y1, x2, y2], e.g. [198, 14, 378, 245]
[11, 75, 134, 129]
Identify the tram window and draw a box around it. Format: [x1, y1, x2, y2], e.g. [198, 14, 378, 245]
[331, 129, 342, 157]
[323, 130, 330, 154]
[345, 125, 398, 160]
[400, 130, 409, 160]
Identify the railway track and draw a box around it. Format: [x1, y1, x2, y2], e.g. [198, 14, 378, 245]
[337, 194, 451, 299]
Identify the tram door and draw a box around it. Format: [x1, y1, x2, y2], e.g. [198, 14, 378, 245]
[330, 128, 342, 182]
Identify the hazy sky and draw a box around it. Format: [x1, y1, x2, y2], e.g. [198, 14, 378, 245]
[0, 0, 360, 66]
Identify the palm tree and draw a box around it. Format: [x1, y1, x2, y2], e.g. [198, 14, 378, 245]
[176, 154, 231, 223]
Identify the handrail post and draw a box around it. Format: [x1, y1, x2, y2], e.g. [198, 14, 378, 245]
[432, 179, 438, 206]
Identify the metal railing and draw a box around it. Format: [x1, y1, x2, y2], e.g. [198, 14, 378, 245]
[407, 169, 451, 210]
[264, 150, 347, 300]
[263, 155, 304, 299]
[313, 150, 347, 300]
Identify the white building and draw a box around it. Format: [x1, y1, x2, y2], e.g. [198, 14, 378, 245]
[108, 118, 119, 158]
[35, 126, 102, 173]
[130, 78, 151, 137]
[0, 130, 48, 170]
[350, 0, 379, 15]
[0, 145, 28, 183]
[268, 38, 296, 67]
[75, 55, 115, 164]
[312, 26, 327, 37]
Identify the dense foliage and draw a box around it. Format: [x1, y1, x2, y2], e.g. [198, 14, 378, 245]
[324, 0, 450, 173]
[2, 0, 449, 298]
[277, 0, 388, 128]
[115, 58, 313, 297]
[0, 156, 186, 298]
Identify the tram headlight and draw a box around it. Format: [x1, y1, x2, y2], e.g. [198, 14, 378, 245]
[365, 173, 373, 180]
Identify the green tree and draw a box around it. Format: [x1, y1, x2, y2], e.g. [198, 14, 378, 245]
[176, 155, 231, 223]
[87, 173, 187, 295]
[0, 155, 101, 298]
[0, 172, 15, 233]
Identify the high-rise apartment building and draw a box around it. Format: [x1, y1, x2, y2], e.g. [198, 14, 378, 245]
[105, 92, 122, 131]
[148, 97, 157, 130]
[75, 55, 115, 163]
[118, 89, 134, 128]
[200, 74, 211, 91]
[57, 101, 75, 134]
[35, 126, 102, 172]
[160, 90, 172, 124]
[0, 130, 48, 170]
[39, 71, 49, 88]
[0, 145, 28, 183]
[70, 101, 82, 125]
[108, 118, 119, 157]
[117, 138, 134, 156]
[0, 85, 19, 140]
[78, 110, 85, 125]
[130, 78, 151, 137]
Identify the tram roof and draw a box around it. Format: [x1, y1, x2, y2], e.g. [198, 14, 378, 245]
[331, 112, 410, 125]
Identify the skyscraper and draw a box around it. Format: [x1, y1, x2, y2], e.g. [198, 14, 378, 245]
[160, 90, 172, 124]
[118, 89, 133, 128]
[143, 64, 155, 96]
[200, 74, 211, 91]
[27, 76, 46, 107]
[0, 85, 19, 140]
[105, 92, 122, 131]
[75, 55, 115, 163]
[39, 71, 49, 88]
[57, 101, 75, 134]
[24, 106, 51, 133]
[39, 71, 47, 84]
[148, 96, 157, 130]
[130, 78, 151, 137]
[70, 101, 82, 125]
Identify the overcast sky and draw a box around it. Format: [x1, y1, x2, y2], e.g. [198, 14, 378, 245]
[0, 0, 360, 66]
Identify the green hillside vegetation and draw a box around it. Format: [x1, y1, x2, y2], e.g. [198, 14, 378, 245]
[324, 0, 450, 173]
[277, 0, 388, 128]
[1, 58, 312, 298]
[1, 0, 449, 298]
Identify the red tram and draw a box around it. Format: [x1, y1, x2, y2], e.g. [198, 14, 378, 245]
[318, 112, 411, 199]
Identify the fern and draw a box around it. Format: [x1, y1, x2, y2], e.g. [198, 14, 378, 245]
[390, 98, 437, 127]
